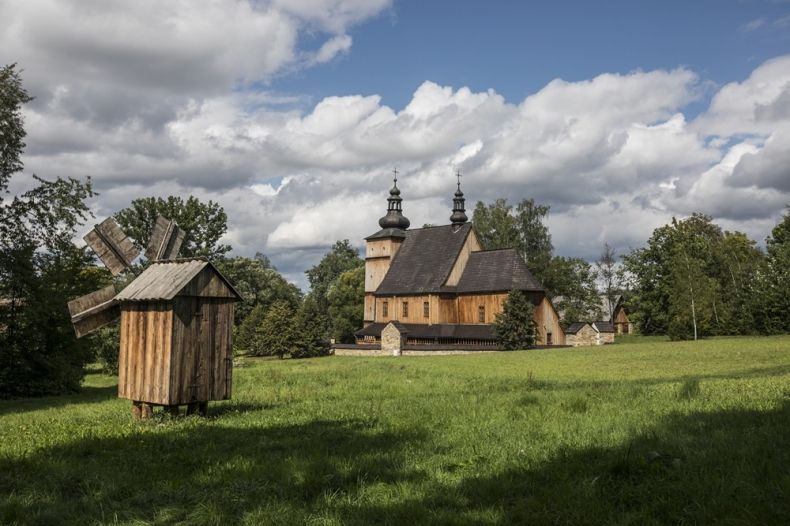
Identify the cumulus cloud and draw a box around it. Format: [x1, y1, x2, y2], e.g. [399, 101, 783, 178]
[3, 1, 789, 287]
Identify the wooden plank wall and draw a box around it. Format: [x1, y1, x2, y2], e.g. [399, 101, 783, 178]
[443, 230, 481, 287]
[534, 296, 565, 345]
[180, 267, 237, 298]
[118, 302, 173, 404]
[457, 293, 508, 324]
[169, 297, 233, 404]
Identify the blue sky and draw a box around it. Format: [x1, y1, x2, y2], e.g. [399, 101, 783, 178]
[279, 0, 790, 111]
[2, 0, 789, 286]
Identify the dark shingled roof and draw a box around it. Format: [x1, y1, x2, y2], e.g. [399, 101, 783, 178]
[365, 228, 407, 241]
[564, 322, 589, 334]
[456, 249, 542, 293]
[592, 321, 614, 333]
[356, 322, 495, 340]
[375, 223, 473, 295]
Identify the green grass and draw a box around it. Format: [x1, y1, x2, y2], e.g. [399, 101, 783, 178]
[2, 336, 789, 525]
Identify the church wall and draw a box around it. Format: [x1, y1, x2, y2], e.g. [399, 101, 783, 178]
[534, 296, 565, 345]
[364, 237, 403, 323]
[436, 296, 458, 324]
[457, 293, 508, 324]
[374, 295, 434, 324]
[443, 230, 481, 287]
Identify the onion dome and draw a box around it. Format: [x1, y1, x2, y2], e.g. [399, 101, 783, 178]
[378, 170, 411, 230]
[450, 170, 468, 225]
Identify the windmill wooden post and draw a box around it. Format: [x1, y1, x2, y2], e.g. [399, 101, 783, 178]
[68, 215, 240, 419]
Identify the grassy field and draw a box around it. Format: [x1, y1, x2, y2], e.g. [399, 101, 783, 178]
[1, 336, 789, 525]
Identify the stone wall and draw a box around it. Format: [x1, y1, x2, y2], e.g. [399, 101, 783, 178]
[381, 322, 406, 356]
[566, 324, 598, 347]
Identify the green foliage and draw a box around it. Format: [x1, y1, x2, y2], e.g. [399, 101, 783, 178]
[623, 213, 767, 337]
[472, 198, 553, 284]
[292, 294, 330, 358]
[750, 208, 790, 334]
[234, 303, 267, 356]
[91, 325, 120, 375]
[0, 66, 102, 397]
[492, 289, 537, 350]
[114, 195, 231, 259]
[2, 336, 788, 524]
[215, 254, 301, 325]
[327, 266, 364, 344]
[254, 300, 299, 358]
[544, 256, 601, 324]
[305, 240, 363, 332]
[0, 64, 32, 190]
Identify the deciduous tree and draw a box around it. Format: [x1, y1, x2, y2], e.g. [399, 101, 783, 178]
[115, 196, 231, 259]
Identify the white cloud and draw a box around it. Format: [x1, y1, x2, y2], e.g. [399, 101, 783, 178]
[3, 2, 789, 288]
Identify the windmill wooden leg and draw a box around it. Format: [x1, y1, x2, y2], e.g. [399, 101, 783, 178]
[141, 403, 153, 420]
[131, 401, 142, 420]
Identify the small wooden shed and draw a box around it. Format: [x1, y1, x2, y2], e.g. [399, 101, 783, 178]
[113, 258, 241, 417]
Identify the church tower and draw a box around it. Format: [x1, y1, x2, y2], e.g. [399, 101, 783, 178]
[450, 170, 468, 230]
[363, 170, 410, 325]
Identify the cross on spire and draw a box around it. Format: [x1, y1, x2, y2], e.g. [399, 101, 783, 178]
[456, 169, 462, 188]
[393, 167, 399, 186]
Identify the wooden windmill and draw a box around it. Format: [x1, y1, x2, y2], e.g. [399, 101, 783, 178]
[68, 215, 240, 419]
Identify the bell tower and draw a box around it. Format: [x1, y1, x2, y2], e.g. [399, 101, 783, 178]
[364, 170, 409, 325]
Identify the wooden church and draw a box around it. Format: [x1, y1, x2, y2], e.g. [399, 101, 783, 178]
[354, 174, 565, 348]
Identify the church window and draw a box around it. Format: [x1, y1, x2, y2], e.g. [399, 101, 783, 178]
[382, 301, 388, 318]
[478, 305, 485, 322]
[547, 332, 553, 345]
[423, 302, 429, 318]
[402, 301, 409, 317]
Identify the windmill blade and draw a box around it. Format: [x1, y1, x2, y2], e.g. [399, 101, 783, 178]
[84, 217, 140, 275]
[68, 285, 120, 338]
[145, 215, 185, 261]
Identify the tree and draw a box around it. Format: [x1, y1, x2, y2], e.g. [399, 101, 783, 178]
[545, 256, 601, 324]
[234, 303, 267, 355]
[292, 294, 331, 358]
[750, 208, 790, 334]
[327, 266, 365, 344]
[0, 64, 32, 190]
[596, 243, 619, 320]
[471, 199, 520, 251]
[514, 198, 553, 283]
[253, 300, 299, 358]
[472, 198, 553, 284]
[0, 65, 104, 397]
[115, 196, 231, 259]
[215, 254, 301, 325]
[305, 240, 363, 327]
[492, 289, 537, 350]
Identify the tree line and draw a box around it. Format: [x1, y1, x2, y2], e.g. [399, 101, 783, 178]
[2, 63, 789, 399]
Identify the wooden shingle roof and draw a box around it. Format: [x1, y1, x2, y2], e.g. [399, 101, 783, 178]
[375, 223, 473, 295]
[114, 258, 241, 301]
[564, 322, 590, 334]
[456, 249, 542, 293]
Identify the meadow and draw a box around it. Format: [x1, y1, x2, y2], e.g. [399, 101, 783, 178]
[1, 336, 789, 525]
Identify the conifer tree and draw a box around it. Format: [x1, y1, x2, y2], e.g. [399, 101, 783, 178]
[492, 289, 537, 350]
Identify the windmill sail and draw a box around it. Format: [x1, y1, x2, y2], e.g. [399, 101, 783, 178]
[84, 217, 140, 275]
[145, 215, 185, 261]
[68, 285, 120, 338]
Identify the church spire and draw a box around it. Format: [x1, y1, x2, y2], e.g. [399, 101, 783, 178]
[450, 170, 468, 227]
[378, 168, 411, 230]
